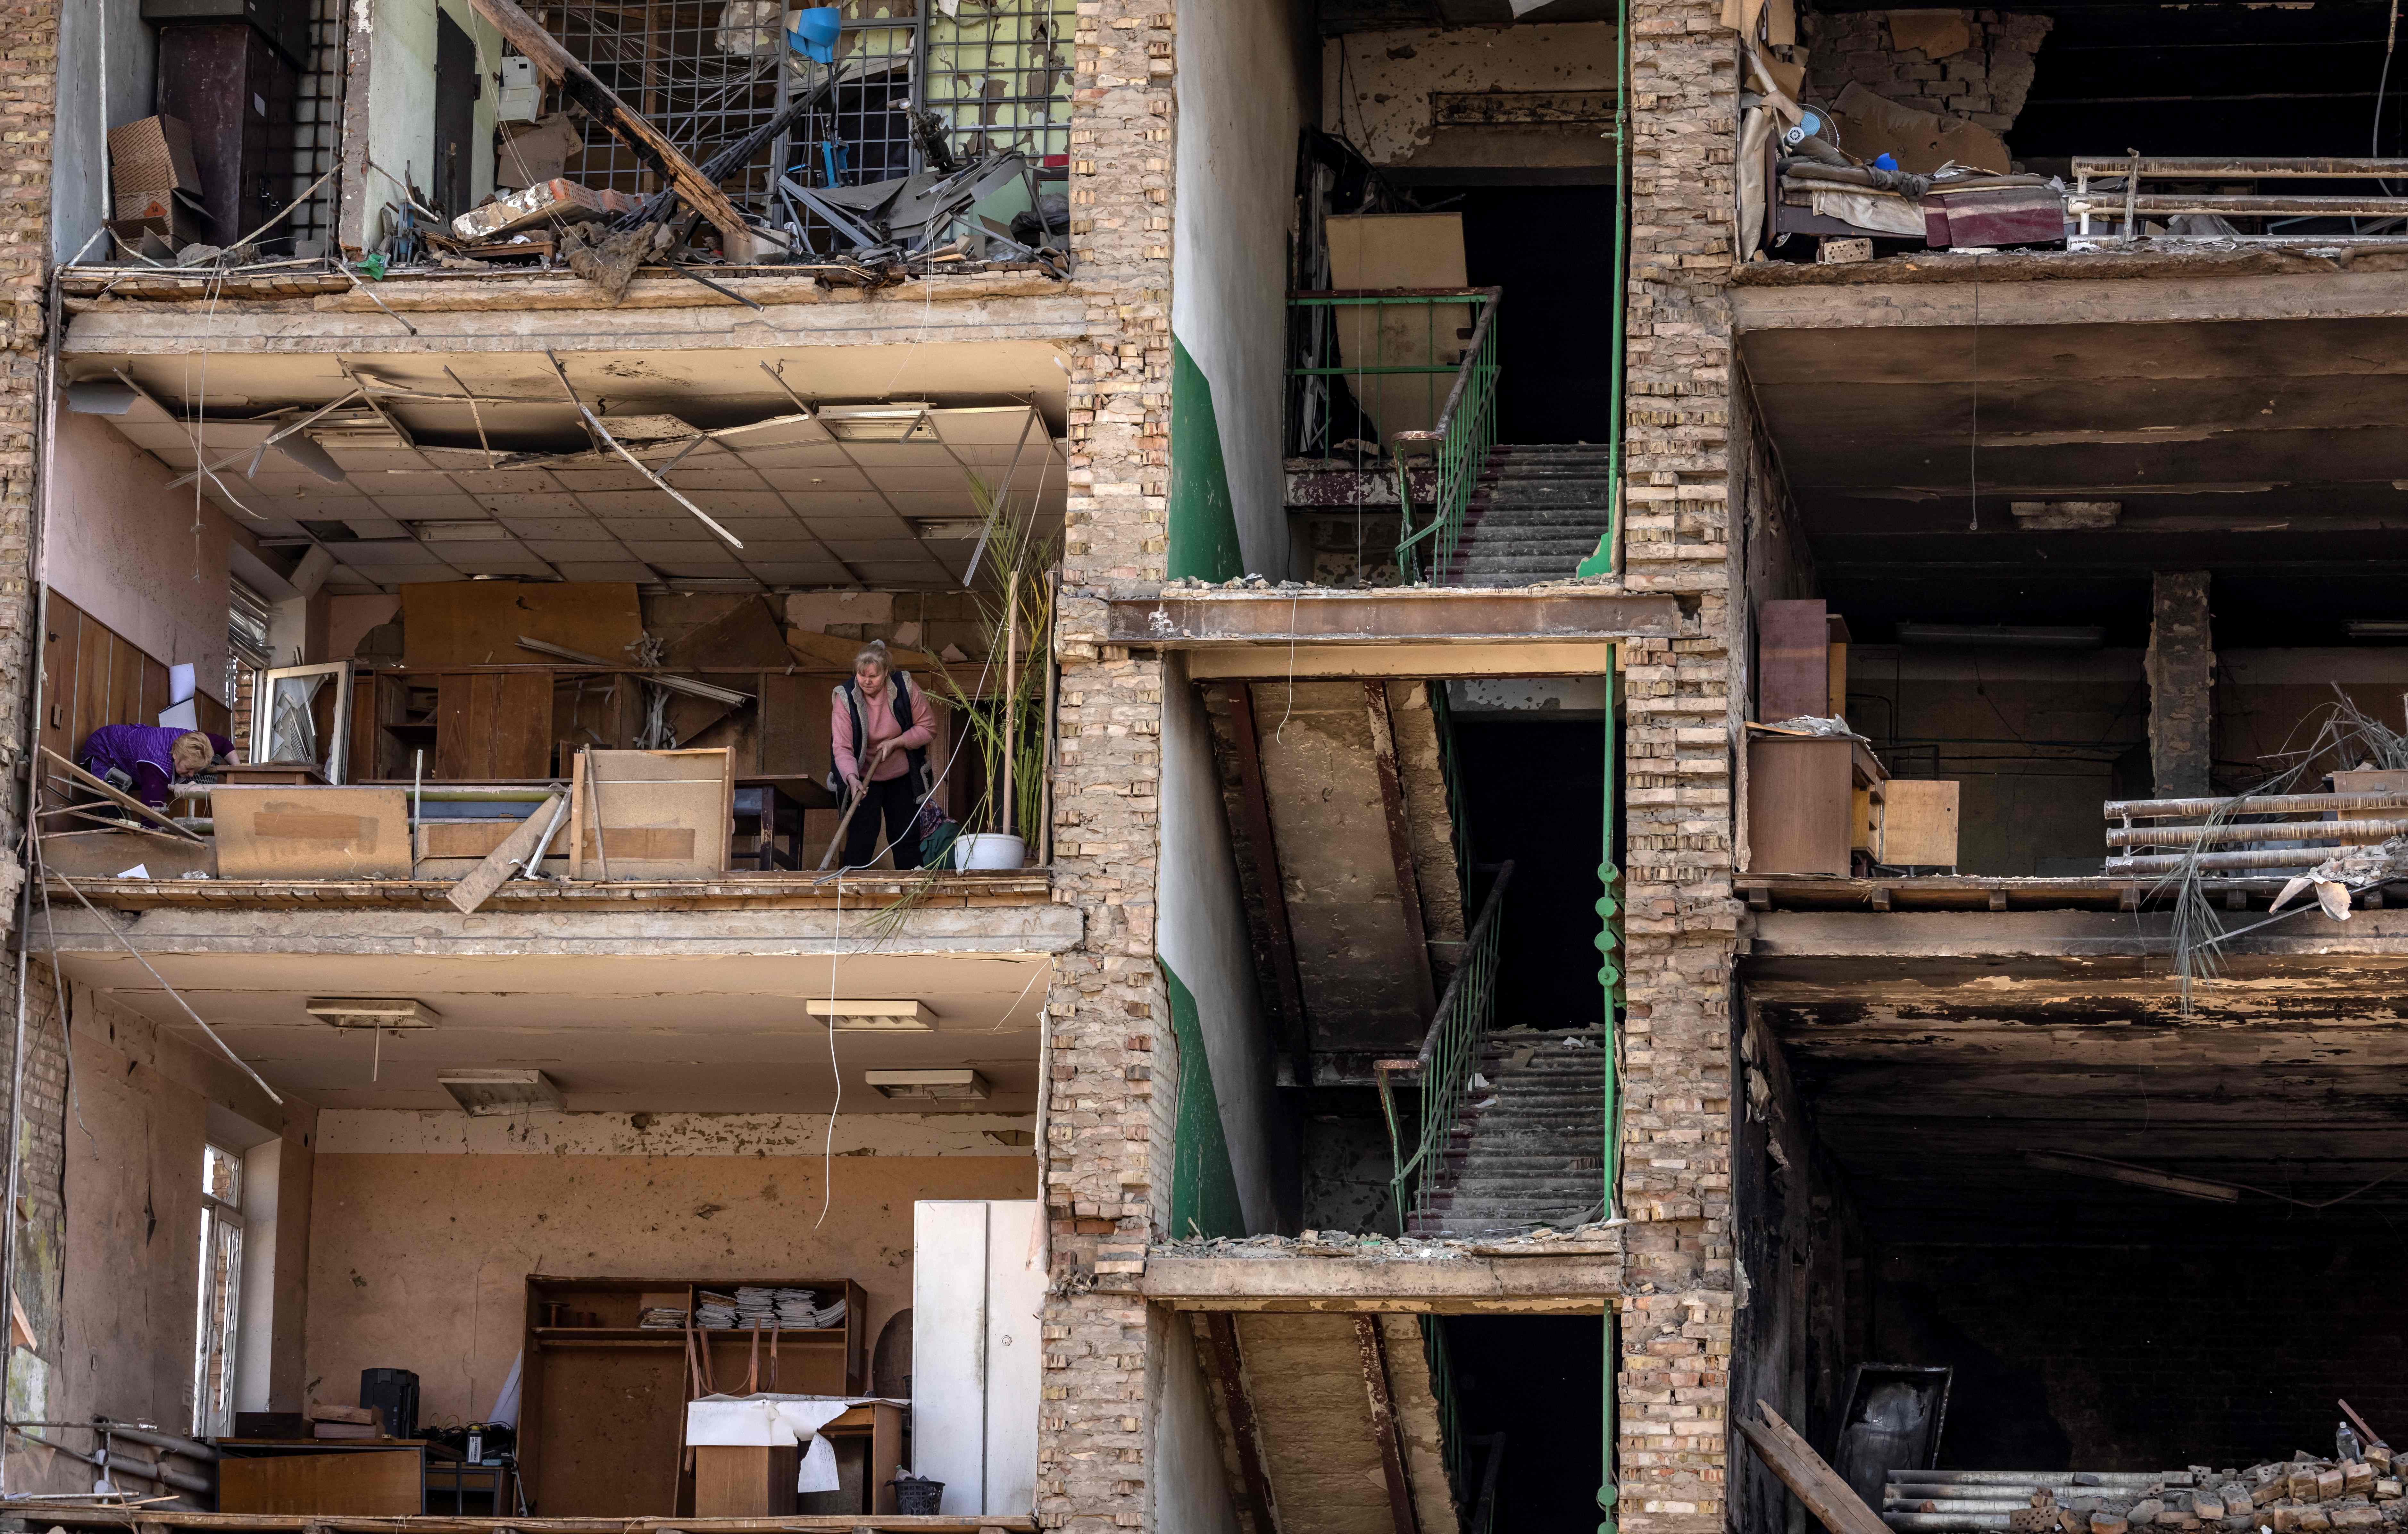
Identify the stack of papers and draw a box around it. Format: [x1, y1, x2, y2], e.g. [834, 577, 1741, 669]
[695, 1290, 738, 1328]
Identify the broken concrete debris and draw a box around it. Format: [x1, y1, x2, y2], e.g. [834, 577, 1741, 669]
[1880, 1454, 2408, 1534]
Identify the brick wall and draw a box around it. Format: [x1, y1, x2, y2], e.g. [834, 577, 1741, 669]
[1801, 9, 2054, 138]
[1620, 0, 1746, 1521]
[1041, 3, 1178, 1529]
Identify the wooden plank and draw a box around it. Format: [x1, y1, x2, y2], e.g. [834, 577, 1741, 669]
[214, 787, 413, 878]
[1352, 1316, 1422, 1534]
[39, 747, 207, 842]
[1758, 599, 1830, 722]
[218, 1448, 422, 1515]
[109, 629, 144, 734]
[492, 671, 554, 778]
[1224, 685, 1312, 1082]
[139, 654, 169, 726]
[38, 592, 81, 771]
[1746, 736, 1855, 876]
[73, 609, 111, 757]
[402, 582, 645, 669]
[757, 670, 830, 778]
[1203, 1312, 1281, 1534]
[446, 793, 564, 914]
[1363, 681, 1439, 1022]
[1736, 1400, 1894, 1534]
[435, 674, 477, 779]
[1873, 779, 1959, 867]
[463, 0, 754, 251]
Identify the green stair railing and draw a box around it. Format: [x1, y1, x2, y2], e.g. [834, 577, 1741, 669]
[1375, 859, 1514, 1234]
[1287, 288, 1502, 586]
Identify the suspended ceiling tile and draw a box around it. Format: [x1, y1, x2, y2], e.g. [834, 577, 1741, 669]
[498, 516, 610, 540]
[850, 562, 954, 584]
[546, 469, 657, 491]
[754, 467, 876, 492]
[931, 406, 1052, 444]
[330, 515, 410, 539]
[524, 541, 633, 560]
[654, 467, 768, 493]
[466, 469, 571, 494]
[483, 492, 591, 517]
[745, 563, 850, 584]
[334, 540, 457, 567]
[801, 517, 911, 541]
[724, 445, 858, 471]
[671, 490, 787, 516]
[710, 415, 834, 449]
[369, 492, 493, 520]
[550, 561, 662, 582]
[322, 448, 437, 473]
[865, 466, 983, 495]
[883, 492, 986, 520]
[825, 540, 937, 561]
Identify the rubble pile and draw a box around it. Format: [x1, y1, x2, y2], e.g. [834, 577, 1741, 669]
[1888, 1453, 2408, 1534]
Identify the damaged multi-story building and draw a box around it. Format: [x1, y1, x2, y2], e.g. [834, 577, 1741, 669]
[0, 0, 2402, 1530]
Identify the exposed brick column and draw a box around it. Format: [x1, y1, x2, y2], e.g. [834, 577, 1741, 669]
[1620, 0, 1740, 1526]
[1040, 4, 1176, 1530]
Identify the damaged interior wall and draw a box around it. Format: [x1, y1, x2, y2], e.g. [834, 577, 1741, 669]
[1169, 0, 1311, 582]
[1151, 1310, 1244, 1534]
[1799, 10, 2051, 154]
[52, 0, 158, 264]
[1320, 22, 1621, 178]
[10, 972, 315, 1491]
[304, 1110, 1037, 1426]
[348, 0, 501, 248]
[1160, 652, 1298, 1236]
[46, 410, 237, 708]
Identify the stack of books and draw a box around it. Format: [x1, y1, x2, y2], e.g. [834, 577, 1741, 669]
[637, 1291, 689, 1330]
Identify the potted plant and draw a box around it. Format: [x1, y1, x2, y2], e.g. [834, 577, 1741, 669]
[935, 473, 1056, 870]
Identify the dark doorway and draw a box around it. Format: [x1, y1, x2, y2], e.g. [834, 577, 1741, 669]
[1419, 184, 1622, 444]
[1452, 715, 1608, 1029]
[1442, 1315, 1611, 1526]
[434, 12, 479, 218]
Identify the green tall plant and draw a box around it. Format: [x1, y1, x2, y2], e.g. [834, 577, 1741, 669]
[933, 473, 1057, 839]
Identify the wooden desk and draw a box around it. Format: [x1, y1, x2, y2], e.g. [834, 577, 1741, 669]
[689, 1403, 903, 1519]
[217, 763, 329, 786]
[1746, 732, 1886, 876]
[214, 1438, 427, 1515]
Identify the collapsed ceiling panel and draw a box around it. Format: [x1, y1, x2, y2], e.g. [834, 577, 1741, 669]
[85, 372, 1065, 594]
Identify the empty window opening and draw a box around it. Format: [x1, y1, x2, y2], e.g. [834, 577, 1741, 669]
[192, 1142, 245, 1440]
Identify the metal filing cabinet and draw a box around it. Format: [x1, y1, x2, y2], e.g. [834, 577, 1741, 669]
[153, 18, 302, 246]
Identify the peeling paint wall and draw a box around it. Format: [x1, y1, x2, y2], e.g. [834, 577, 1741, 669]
[47, 410, 236, 706]
[1171, 0, 1308, 580]
[13, 979, 314, 1491]
[1321, 24, 1621, 172]
[303, 1113, 1035, 1425]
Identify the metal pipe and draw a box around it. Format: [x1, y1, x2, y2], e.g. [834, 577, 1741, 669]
[2104, 791, 2408, 819]
[1886, 1501, 2051, 1514]
[2106, 847, 2371, 873]
[95, 1422, 220, 1462]
[2107, 817, 2408, 847]
[1575, 0, 1631, 582]
[1892, 1473, 2184, 1487]
[5, 1429, 214, 1496]
[1884, 1516, 2012, 1531]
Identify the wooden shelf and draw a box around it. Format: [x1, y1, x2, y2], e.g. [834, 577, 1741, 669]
[532, 1326, 846, 1346]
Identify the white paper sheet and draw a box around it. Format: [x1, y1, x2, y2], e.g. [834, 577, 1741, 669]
[685, 1394, 894, 1494]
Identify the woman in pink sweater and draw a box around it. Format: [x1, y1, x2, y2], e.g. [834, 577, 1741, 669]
[830, 641, 936, 868]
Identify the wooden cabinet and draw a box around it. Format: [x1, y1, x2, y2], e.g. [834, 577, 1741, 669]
[1747, 734, 1884, 876]
[517, 1274, 868, 1519]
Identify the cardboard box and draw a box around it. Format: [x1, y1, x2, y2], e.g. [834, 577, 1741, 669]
[569, 749, 732, 881]
[107, 116, 204, 198]
[213, 787, 412, 880]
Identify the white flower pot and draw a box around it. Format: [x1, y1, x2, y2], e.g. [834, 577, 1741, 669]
[953, 832, 1027, 871]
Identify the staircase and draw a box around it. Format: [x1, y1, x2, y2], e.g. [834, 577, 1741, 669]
[1409, 1027, 1608, 1237]
[1443, 444, 1617, 586]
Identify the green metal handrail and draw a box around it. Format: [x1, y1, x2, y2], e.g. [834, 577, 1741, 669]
[1286, 289, 1503, 585]
[1375, 859, 1514, 1233]
[1391, 291, 1501, 584]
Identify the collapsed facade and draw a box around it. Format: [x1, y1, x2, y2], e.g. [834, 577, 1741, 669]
[0, 0, 2396, 1531]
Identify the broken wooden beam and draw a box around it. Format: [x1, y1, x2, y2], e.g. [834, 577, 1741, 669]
[1736, 1400, 1894, 1534]
[465, 0, 754, 256]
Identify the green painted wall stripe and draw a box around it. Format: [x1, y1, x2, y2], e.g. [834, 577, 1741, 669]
[1164, 959, 1246, 1239]
[1168, 337, 1246, 583]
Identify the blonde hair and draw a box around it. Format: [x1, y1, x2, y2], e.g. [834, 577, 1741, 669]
[853, 640, 891, 675]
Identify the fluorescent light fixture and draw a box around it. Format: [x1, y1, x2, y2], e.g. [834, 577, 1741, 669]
[864, 1067, 990, 1102]
[806, 999, 933, 1032]
[306, 997, 441, 1030]
[820, 407, 934, 443]
[2025, 1149, 2239, 1203]
[64, 381, 141, 415]
[912, 520, 988, 541]
[411, 521, 512, 542]
[1896, 622, 2105, 650]
[437, 1068, 566, 1116]
[2346, 620, 2408, 640]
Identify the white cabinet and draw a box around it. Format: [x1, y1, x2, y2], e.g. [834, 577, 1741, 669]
[912, 1201, 1044, 1516]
